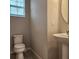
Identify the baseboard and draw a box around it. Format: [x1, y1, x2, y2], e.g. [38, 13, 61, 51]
[31, 48, 42, 59]
[11, 47, 42, 59]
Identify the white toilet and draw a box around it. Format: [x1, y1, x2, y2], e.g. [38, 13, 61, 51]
[13, 35, 25, 59]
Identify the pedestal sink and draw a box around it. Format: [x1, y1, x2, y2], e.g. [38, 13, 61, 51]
[53, 33, 68, 39]
[53, 33, 69, 44]
[53, 33, 69, 59]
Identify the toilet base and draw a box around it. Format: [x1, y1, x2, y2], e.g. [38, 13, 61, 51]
[16, 52, 24, 59]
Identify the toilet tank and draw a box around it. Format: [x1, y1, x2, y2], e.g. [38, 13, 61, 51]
[13, 35, 24, 44]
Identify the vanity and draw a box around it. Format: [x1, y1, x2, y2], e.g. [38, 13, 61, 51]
[53, 33, 69, 59]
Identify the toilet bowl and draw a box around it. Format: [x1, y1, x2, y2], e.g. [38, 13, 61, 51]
[14, 44, 25, 53]
[13, 35, 25, 59]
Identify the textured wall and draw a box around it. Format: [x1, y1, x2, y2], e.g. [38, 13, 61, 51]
[47, 0, 59, 35]
[30, 0, 48, 59]
[30, 0, 62, 59]
[58, 0, 68, 33]
[47, 0, 60, 59]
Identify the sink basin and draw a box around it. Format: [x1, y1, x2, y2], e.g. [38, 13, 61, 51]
[53, 33, 69, 39]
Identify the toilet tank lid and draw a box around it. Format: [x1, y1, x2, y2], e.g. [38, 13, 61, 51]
[13, 34, 23, 37]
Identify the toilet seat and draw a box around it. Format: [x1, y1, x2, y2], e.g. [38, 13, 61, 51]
[14, 48, 25, 53]
[13, 35, 25, 59]
[14, 44, 25, 53]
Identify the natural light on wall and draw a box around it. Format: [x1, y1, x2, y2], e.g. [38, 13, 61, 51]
[10, 0, 25, 17]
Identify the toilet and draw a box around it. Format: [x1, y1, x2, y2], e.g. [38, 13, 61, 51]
[13, 35, 25, 59]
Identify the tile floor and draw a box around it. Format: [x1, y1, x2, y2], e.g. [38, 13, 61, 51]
[10, 50, 36, 59]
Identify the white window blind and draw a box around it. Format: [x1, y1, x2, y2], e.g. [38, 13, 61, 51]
[10, 0, 25, 17]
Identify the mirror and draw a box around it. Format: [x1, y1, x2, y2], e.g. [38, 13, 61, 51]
[61, 0, 68, 23]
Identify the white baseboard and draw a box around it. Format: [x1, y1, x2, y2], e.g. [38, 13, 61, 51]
[31, 48, 42, 59]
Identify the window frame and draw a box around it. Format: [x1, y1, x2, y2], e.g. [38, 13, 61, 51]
[10, 0, 25, 17]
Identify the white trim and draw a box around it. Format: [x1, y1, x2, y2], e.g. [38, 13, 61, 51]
[31, 48, 42, 59]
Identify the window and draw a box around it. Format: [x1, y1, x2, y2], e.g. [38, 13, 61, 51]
[10, 0, 25, 17]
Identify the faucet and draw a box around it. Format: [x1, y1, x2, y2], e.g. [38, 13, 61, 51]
[66, 24, 69, 35]
[66, 29, 69, 35]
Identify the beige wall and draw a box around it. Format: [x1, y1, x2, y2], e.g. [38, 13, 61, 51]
[58, 0, 68, 33]
[10, 0, 30, 50]
[47, 0, 59, 38]
[30, 0, 48, 59]
[47, 0, 60, 59]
